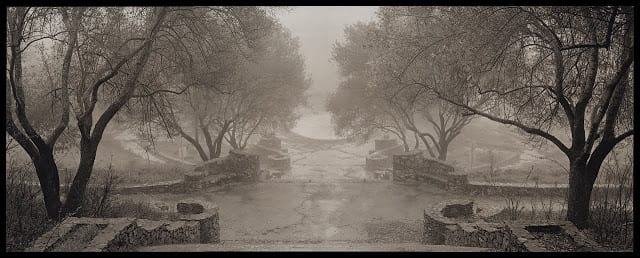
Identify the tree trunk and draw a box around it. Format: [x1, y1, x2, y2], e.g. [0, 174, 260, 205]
[62, 138, 98, 215]
[212, 121, 232, 158]
[401, 138, 410, 152]
[438, 140, 449, 161]
[201, 125, 216, 159]
[566, 160, 596, 229]
[34, 149, 63, 220]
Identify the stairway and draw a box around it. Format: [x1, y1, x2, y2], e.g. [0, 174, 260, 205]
[138, 240, 493, 252]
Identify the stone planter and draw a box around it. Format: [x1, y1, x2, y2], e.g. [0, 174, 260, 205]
[423, 199, 508, 249]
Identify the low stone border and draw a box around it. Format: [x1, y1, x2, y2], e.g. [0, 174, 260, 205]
[422, 200, 605, 252]
[465, 181, 631, 197]
[391, 151, 629, 198]
[27, 202, 219, 252]
[113, 150, 261, 195]
[392, 150, 465, 192]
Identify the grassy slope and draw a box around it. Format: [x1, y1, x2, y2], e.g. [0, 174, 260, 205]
[9, 122, 191, 185]
[429, 117, 572, 185]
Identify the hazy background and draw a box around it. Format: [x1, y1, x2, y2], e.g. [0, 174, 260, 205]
[276, 6, 378, 111]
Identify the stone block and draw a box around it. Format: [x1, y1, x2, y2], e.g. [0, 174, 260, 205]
[178, 206, 220, 243]
[177, 202, 205, 214]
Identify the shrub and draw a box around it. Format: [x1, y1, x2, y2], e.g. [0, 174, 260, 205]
[589, 150, 633, 250]
[5, 160, 54, 252]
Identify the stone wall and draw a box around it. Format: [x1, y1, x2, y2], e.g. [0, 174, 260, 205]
[248, 135, 291, 171]
[27, 202, 219, 252]
[422, 200, 604, 252]
[193, 149, 260, 185]
[112, 150, 260, 195]
[392, 150, 465, 191]
[391, 150, 625, 198]
[464, 181, 627, 197]
[464, 181, 568, 197]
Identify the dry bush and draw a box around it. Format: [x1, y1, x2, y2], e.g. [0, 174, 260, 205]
[5, 160, 54, 252]
[72, 163, 176, 220]
[503, 196, 526, 220]
[589, 151, 633, 250]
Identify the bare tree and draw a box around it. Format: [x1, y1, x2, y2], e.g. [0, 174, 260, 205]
[409, 6, 633, 228]
[7, 7, 168, 218]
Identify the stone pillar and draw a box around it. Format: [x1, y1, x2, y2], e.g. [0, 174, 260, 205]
[392, 150, 423, 182]
[229, 149, 260, 180]
[176, 202, 220, 243]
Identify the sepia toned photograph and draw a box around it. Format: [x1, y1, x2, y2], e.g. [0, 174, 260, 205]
[5, 5, 634, 252]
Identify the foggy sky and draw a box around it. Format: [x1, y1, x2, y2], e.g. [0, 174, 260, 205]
[276, 6, 379, 95]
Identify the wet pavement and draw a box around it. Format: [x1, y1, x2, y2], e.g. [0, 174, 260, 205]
[124, 132, 510, 250]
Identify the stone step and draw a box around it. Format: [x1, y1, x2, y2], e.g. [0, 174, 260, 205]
[138, 241, 493, 252]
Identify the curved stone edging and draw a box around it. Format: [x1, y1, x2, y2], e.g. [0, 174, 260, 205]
[423, 200, 525, 251]
[28, 201, 220, 252]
